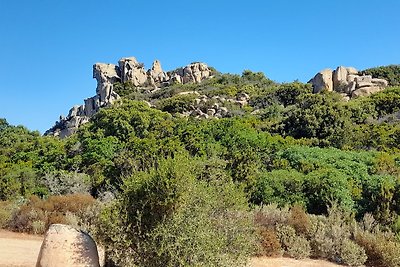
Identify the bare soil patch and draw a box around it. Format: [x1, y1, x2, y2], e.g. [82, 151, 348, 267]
[249, 256, 342, 267]
[0, 230, 342, 267]
[0, 230, 43, 267]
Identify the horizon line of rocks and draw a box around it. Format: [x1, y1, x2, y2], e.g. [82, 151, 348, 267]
[45, 57, 390, 138]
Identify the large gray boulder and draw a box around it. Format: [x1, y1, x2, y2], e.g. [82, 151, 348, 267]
[36, 224, 101, 267]
[118, 57, 148, 86]
[148, 60, 169, 87]
[93, 63, 120, 104]
[183, 62, 212, 83]
[333, 66, 349, 92]
[372, 78, 389, 87]
[310, 69, 334, 93]
[170, 62, 213, 84]
[352, 86, 382, 98]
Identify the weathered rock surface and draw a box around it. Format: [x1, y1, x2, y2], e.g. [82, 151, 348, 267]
[36, 224, 100, 267]
[148, 60, 169, 87]
[45, 57, 214, 138]
[170, 62, 212, 84]
[309, 66, 388, 99]
[119, 57, 148, 86]
[310, 69, 333, 93]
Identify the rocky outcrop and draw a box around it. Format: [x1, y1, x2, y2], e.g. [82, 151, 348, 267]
[118, 57, 148, 86]
[311, 69, 334, 93]
[45, 62, 122, 138]
[36, 224, 101, 267]
[309, 66, 388, 99]
[170, 62, 212, 84]
[45, 57, 214, 138]
[148, 60, 170, 87]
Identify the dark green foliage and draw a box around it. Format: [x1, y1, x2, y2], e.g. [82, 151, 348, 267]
[252, 170, 305, 206]
[112, 81, 137, 97]
[0, 118, 8, 131]
[369, 87, 400, 117]
[274, 82, 312, 107]
[304, 169, 354, 214]
[281, 93, 352, 147]
[157, 94, 197, 113]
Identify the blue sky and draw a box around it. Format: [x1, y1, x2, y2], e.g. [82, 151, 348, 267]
[1, 0, 399, 133]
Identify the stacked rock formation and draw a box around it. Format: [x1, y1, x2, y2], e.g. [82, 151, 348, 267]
[45, 57, 213, 138]
[169, 62, 212, 84]
[36, 224, 102, 267]
[309, 66, 388, 100]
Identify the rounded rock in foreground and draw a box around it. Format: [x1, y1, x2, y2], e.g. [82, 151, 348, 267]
[36, 224, 100, 267]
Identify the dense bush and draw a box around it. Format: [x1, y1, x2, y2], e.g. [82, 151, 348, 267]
[97, 157, 257, 267]
[157, 94, 197, 113]
[355, 230, 400, 267]
[42, 170, 90, 195]
[252, 170, 305, 206]
[0, 201, 15, 228]
[255, 204, 370, 266]
[276, 224, 311, 259]
[281, 93, 352, 147]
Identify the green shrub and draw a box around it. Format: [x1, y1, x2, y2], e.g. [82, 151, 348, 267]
[339, 239, 367, 266]
[304, 169, 354, 214]
[42, 171, 91, 195]
[254, 204, 289, 229]
[252, 170, 305, 207]
[276, 224, 311, 259]
[157, 94, 197, 114]
[97, 157, 257, 267]
[0, 201, 15, 228]
[31, 220, 45, 235]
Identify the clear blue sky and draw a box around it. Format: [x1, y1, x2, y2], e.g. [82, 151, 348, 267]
[1, 0, 399, 133]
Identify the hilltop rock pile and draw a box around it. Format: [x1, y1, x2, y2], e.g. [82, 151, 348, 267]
[45, 57, 213, 137]
[309, 66, 388, 100]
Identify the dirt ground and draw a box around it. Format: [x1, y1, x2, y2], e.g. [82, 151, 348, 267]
[249, 257, 341, 267]
[0, 230, 43, 267]
[0, 230, 341, 267]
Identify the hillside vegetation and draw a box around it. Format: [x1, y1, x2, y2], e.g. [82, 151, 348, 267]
[2, 65, 400, 266]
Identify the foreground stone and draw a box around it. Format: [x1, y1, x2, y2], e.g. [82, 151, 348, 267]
[36, 224, 100, 267]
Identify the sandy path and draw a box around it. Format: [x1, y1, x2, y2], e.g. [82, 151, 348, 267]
[0, 230, 43, 267]
[0, 230, 341, 267]
[249, 256, 341, 267]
